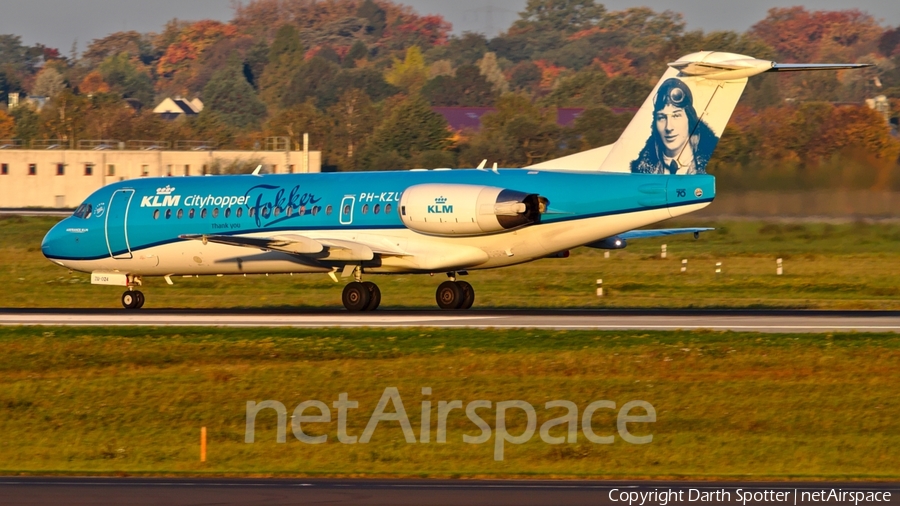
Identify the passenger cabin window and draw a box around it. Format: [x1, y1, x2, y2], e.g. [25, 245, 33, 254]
[326, 205, 333, 215]
[374, 204, 381, 214]
[153, 210, 160, 220]
[189, 209, 195, 219]
[299, 205, 306, 215]
[249, 208, 255, 217]
[201, 209, 208, 219]
[386, 204, 393, 214]
[312, 206, 319, 216]
[165, 209, 172, 219]
[361, 204, 369, 214]
[274, 207, 281, 217]
[225, 208, 231, 218]
[212, 208, 219, 218]
[177, 209, 184, 219]
[236, 208, 243, 218]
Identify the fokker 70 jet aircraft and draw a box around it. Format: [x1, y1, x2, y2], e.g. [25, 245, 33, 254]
[41, 52, 866, 311]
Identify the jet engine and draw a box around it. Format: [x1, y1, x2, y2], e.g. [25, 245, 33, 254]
[399, 184, 547, 236]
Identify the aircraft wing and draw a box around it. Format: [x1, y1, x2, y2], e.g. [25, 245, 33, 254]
[179, 233, 409, 261]
[618, 227, 714, 240]
[586, 228, 713, 249]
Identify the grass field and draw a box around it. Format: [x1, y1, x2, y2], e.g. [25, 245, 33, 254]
[1, 216, 899, 309]
[0, 326, 897, 479]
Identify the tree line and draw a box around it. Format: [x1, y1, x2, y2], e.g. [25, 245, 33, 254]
[0, 0, 899, 188]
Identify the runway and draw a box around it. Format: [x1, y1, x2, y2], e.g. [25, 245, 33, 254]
[1, 309, 899, 332]
[0, 477, 897, 506]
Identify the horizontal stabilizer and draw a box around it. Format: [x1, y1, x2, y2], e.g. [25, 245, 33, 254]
[668, 59, 871, 80]
[668, 58, 774, 79]
[768, 63, 872, 72]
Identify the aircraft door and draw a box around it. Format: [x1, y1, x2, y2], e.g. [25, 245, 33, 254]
[340, 195, 355, 225]
[105, 189, 134, 259]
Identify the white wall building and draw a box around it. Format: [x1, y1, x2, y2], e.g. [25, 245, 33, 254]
[0, 148, 321, 208]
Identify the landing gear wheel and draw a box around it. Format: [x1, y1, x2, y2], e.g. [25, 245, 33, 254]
[133, 291, 145, 309]
[342, 282, 371, 312]
[362, 281, 381, 311]
[122, 291, 139, 309]
[457, 281, 475, 310]
[436, 281, 464, 310]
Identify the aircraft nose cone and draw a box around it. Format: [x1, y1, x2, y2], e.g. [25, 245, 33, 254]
[41, 220, 68, 260]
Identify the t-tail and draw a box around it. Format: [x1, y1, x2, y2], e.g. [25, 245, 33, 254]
[529, 51, 870, 173]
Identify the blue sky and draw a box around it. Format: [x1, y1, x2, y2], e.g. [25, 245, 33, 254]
[1, 0, 897, 53]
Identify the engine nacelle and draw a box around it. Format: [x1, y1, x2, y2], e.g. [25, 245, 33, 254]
[399, 184, 546, 237]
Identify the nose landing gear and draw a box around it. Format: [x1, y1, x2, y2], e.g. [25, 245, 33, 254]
[122, 290, 145, 309]
[120, 275, 145, 309]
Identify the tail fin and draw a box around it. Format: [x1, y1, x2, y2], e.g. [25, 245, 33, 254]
[529, 51, 869, 173]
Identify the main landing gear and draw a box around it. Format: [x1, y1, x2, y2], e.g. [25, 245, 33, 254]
[342, 281, 381, 312]
[436, 273, 475, 310]
[340, 270, 476, 311]
[122, 290, 145, 309]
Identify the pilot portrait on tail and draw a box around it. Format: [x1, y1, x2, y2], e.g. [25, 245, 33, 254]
[630, 78, 718, 175]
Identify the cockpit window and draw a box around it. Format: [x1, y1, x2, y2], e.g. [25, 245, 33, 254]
[73, 204, 93, 219]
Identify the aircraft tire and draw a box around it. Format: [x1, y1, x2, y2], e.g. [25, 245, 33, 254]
[362, 281, 381, 311]
[134, 291, 145, 309]
[121, 291, 138, 309]
[342, 282, 371, 312]
[457, 281, 475, 310]
[436, 281, 464, 310]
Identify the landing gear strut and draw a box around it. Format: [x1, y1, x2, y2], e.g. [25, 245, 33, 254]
[436, 276, 475, 310]
[122, 290, 145, 309]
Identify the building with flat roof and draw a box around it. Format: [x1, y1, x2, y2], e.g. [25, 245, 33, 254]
[0, 147, 321, 208]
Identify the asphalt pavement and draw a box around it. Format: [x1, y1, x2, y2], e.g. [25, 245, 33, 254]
[0, 478, 897, 506]
[1, 308, 899, 332]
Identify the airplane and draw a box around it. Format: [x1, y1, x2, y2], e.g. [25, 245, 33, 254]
[40, 52, 868, 311]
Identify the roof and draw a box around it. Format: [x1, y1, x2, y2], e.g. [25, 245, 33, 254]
[153, 97, 204, 115]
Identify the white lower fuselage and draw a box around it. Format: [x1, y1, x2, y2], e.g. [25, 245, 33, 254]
[53, 203, 707, 277]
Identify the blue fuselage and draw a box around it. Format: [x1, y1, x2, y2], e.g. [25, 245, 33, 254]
[41, 168, 715, 274]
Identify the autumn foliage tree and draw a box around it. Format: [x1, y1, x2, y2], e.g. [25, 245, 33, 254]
[0, 0, 894, 184]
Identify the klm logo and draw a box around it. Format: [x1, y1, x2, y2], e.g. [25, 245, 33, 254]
[140, 186, 180, 207]
[427, 196, 453, 214]
[140, 194, 181, 207]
